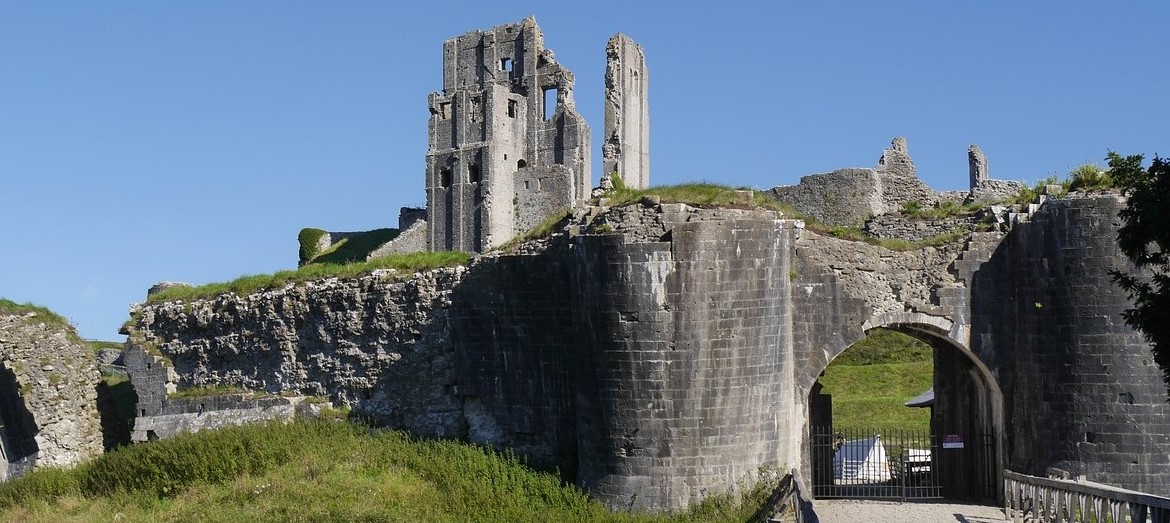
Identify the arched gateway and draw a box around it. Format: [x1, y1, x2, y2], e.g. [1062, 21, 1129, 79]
[805, 313, 1005, 501]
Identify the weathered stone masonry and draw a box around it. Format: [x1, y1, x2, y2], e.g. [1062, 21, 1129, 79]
[967, 196, 1170, 494]
[0, 312, 103, 480]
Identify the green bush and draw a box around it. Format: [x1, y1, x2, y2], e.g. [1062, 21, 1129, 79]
[1067, 163, 1112, 192]
[0, 466, 80, 508]
[297, 228, 328, 265]
[312, 228, 401, 265]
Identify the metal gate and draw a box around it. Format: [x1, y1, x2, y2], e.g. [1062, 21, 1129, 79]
[811, 427, 996, 500]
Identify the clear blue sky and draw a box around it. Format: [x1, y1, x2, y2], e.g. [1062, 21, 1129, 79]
[2, 2, 1167, 340]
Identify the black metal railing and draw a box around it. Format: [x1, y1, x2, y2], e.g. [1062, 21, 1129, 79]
[810, 427, 942, 500]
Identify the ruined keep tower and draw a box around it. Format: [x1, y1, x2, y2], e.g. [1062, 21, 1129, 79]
[425, 17, 591, 253]
[602, 34, 649, 189]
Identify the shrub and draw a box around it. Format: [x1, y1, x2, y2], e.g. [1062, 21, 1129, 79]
[1067, 163, 1112, 192]
[297, 228, 328, 264]
[312, 228, 401, 265]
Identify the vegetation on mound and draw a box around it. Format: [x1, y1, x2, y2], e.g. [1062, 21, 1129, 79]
[900, 200, 983, 220]
[0, 299, 80, 342]
[167, 384, 252, 399]
[0, 420, 777, 523]
[86, 340, 123, 352]
[819, 329, 934, 432]
[497, 208, 574, 251]
[603, 182, 795, 213]
[1010, 162, 1117, 206]
[296, 228, 328, 265]
[805, 223, 972, 252]
[310, 228, 401, 265]
[147, 251, 470, 304]
[830, 328, 933, 365]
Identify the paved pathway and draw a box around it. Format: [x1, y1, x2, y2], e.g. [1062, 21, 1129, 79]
[813, 499, 1005, 523]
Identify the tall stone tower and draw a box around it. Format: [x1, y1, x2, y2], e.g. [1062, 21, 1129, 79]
[425, 17, 591, 253]
[602, 34, 649, 189]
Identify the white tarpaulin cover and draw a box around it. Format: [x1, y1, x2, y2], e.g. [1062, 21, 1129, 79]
[833, 435, 892, 482]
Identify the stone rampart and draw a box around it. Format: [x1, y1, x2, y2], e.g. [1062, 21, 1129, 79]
[968, 196, 1170, 495]
[126, 195, 1170, 507]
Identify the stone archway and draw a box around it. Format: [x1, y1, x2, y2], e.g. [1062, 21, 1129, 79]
[804, 312, 1005, 501]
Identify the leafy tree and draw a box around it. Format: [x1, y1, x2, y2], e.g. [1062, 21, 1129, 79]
[1108, 151, 1170, 396]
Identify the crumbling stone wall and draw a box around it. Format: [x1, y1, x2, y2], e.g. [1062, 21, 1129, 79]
[768, 137, 939, 226]
[967, 144, 1025, 203]
[130, 204, 805, 512]
[768, 168, 885, 225]
[602, 33, 649, 189]
[126, 268, 467, 438]
[0, 311, 103, 480]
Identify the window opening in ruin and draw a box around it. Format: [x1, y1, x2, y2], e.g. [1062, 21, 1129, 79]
[507, 99, 517, 118]
[440, 167, 452, 188]
[517, 159, 527, 169]
[500, 57, 512, 72]
[543, 87, 558, 121]
[438, 102, 451, 120]
[468, 163, 480, 184]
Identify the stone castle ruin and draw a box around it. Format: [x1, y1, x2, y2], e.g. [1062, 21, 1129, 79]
[319, 17, 650, 257]
[768, 136, 1025, 227]
[117, 17, 1170, 514]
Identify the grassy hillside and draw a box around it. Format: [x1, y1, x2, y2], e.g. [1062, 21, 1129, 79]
[0, 420, 776, 523]
[817, 329, 933, 432]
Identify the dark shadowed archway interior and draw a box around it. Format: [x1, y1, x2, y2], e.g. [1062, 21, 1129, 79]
[0, 364, 39, 478]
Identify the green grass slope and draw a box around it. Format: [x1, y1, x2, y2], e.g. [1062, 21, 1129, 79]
[818, 329, 934, 432]
[0, 420, 776, 523]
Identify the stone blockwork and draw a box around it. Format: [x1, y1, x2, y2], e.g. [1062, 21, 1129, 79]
[0, 311, 103, 480]
[863, 213, 976, 242]
[570, 214, 800, 511]
[968, 196, 1170, 495]
[768, 168, 885, 226]
[602, 33, 649, 189]
[128, 387, 327, 442]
